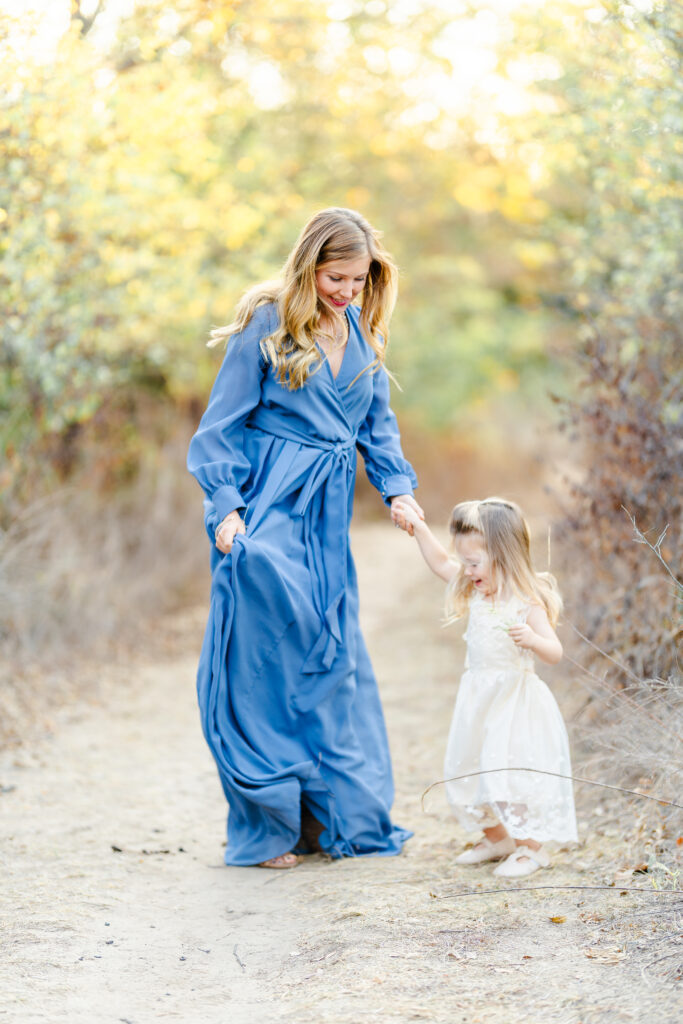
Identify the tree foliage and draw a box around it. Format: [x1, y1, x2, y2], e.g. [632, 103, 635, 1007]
[507, 1, 681, 681]
[1, 0, 573, 510]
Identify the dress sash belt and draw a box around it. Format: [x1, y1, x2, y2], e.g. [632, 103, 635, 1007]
[247, 407, 356, 679]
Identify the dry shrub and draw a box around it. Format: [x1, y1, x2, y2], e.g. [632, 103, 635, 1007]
[561, 324, 680, 679]
[558, 323, 682, 816]
[0, 425, 207, 744]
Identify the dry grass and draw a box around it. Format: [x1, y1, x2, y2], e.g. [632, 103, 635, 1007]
[0, 432, 207, 744]
[557, 519, 683, 879]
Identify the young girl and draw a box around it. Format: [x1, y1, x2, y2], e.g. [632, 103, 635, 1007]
[393, 497, 578, 877]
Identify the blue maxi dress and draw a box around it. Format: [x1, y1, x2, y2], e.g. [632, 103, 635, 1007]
[187, 301, 417, 865]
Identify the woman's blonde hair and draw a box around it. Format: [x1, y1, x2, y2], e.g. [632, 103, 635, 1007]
[209, 207, 398, 389]
[445, 498, 563, 626]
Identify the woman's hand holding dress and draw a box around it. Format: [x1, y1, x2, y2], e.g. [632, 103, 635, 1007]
[215, 510, 246, 554]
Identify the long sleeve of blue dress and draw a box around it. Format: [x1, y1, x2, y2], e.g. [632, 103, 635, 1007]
[356, 365, 417, 503]
[187, 304, 273, 524]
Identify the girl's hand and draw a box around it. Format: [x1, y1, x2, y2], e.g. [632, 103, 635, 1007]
[390, 494, 424, 536]
[509, 606, 563, 664]
[215, 510, 246, 553]
[507, 623, 538, 650]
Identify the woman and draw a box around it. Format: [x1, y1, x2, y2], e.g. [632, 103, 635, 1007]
[188, 208, 422, 867]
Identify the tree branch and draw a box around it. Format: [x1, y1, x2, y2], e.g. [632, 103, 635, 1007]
[71, 1, 104, 38]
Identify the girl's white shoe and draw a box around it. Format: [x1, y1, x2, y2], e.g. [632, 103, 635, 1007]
[492, 845, 550, 877]
[454, 836, 516, 865]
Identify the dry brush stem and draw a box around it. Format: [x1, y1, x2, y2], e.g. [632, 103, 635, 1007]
[438, 886, 683, 900]
[623, 508, 683, 594]
[421, 768, 683, 811]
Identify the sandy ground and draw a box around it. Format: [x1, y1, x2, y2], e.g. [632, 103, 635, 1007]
[1, 524, 680, 1024]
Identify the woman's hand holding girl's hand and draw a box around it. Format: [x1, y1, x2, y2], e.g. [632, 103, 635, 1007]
[215, 510, 246, 553]
[390, 495, 424, 536]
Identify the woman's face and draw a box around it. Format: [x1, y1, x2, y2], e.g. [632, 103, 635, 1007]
[315, 255, 371, 314]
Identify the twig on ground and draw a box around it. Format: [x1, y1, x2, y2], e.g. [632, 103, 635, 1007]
[233, 944, 246, 971]
[421, 767, 683, 810]
[644, 950, 683, 970]
[437, 886, 683, 900]
[644, 932, 683, 948]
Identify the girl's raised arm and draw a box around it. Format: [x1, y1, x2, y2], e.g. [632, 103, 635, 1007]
[392, 501, 456, 583]
[508, 605, 563, 665]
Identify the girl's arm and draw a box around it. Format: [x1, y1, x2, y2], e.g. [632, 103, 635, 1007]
[392, 501, 456, 583]
[508, 605, 563, 665]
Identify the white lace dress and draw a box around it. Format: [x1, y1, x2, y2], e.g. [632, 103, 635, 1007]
[444, 592, 578, 844]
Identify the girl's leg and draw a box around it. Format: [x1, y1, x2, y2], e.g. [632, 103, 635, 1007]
[483, 823, 511, 844]
[514, 837, 541, 855]
[455, 814, 515, 865]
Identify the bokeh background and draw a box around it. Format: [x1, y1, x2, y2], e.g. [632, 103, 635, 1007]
[1, 0, 680, 797]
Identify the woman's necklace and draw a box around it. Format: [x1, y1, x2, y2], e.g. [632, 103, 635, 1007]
[316, 313, 348, 379]
[316, 314, 348, 353]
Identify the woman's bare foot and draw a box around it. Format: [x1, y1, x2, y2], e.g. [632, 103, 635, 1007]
[258, 852, 301, 869]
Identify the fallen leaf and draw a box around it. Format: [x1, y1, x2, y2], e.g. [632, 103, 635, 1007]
[584, 946, 626, 964]
[549, 916, 566, 924]
[677, 837, 683, 846]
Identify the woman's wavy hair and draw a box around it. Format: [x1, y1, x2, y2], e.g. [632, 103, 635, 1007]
[445, 498, 563, 626]
[208, 207, 398, 389]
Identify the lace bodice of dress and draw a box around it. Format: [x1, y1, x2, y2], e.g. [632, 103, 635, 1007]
[464, 592, 534, 673]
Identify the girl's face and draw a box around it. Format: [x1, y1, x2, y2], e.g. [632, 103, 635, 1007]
[315, 255, 371, 314]
[454, 532, 494, 596]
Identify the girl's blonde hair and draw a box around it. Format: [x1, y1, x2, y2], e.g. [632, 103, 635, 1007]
[445, 498, 563, 626]
[209, 207, 398, 389]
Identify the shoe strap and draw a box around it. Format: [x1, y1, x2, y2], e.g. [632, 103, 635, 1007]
[512, 845, 547, 866]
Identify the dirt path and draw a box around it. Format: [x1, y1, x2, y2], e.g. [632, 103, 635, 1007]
[1, 525, 679, 1023]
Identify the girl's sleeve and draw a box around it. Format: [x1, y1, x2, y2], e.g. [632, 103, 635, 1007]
[187, 305, 272, 525]
[356, 366, 418, 504]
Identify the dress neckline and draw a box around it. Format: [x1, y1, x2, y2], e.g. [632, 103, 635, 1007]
[316, 310, 350, 383]
[472, 590, 518, 609]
